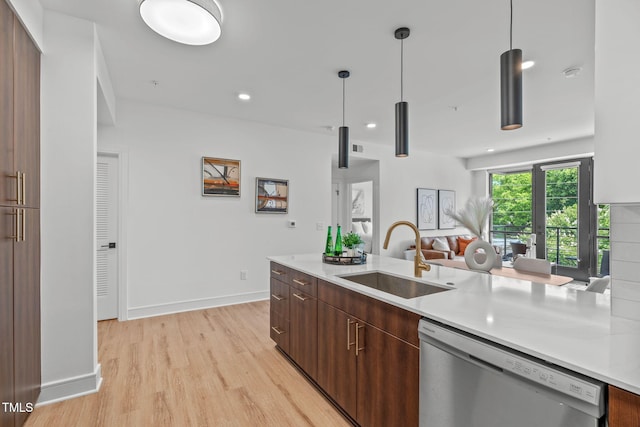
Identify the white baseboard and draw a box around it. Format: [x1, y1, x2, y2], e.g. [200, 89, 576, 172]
[127, 291, 269, 320]
[37, 364, 102, 406]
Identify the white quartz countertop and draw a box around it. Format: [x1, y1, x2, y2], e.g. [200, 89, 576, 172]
[268, 253, 640, 395]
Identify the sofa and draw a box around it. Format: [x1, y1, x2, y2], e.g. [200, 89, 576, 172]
[409, 235, 500, 261]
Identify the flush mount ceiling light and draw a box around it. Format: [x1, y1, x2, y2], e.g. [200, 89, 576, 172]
[366, 123, 377, 129]
[338, 70, 350, 169]
[395, 27, 411, 157]
[238, 93, 251, 101]
[139, 0, 223, 45]
[500, 0, 523, 130]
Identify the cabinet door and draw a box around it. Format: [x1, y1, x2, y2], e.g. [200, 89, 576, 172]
[289, 288, 317, 380]
[609, 385, 640, 427]
[13, 20, 40, 209]
[0, 207, 15, 427]
[317, 302, 357, 419]
[0, 0, 14, 208]
[13, 208, 40, 426]
[356, 321, 419, 427]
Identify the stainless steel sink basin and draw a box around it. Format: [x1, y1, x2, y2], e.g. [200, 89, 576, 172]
[338, 272, 451, 299]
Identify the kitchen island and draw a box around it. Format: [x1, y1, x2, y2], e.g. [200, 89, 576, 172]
[268, 253, 640, 415]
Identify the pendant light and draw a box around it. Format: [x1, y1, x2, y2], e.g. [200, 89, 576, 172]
[338, 70, 350, 169]
[500, 0, 522, 130]
[139, 0, 223, 46]
[395, 27, 410, 157]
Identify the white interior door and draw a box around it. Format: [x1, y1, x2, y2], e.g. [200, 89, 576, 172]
[96, 154, 118, 320]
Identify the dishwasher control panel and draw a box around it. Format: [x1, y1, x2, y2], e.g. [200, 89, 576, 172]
[503, 355, 600, 405]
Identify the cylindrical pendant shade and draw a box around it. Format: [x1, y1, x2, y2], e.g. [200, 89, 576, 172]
[500, 48, 522, 130]
[395, 101, 409, 157]
[338, 126, 349, 169]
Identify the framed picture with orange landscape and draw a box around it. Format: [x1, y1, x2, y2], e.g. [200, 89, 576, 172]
[255, 177, 289, 213]
[202, 157, 241, 196]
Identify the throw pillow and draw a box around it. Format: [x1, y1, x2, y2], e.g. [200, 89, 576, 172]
[432, 237, 450, 252]
[458, 236, 477, 255]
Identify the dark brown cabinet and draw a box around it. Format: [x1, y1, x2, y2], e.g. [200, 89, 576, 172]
[270, 263, 421, 427]
[317, 282, 419, 427]
[289, 286, 317, 380]
[609, 385, 640, 427]
[269, 262, 318, 381]
[270, 276, 290, 354]
[0, 2, 41, 426]
[317, 302, 357, 417]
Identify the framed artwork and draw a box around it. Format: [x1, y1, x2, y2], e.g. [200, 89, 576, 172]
[416, 188, 437, 230]
[438, 190, 456, 229]
[202, 157, 240, 196]
[255, 177, 289, 213]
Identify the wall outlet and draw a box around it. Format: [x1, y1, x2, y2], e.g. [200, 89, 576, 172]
[288, 220, 296, 228]
[240, 270, 248, 280]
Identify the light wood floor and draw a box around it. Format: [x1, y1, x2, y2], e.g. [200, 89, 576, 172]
[25, 301, 351, 427]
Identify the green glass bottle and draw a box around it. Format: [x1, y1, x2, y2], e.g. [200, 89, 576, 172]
[325, 226, 334, 255]
[334, 225, 343, 256]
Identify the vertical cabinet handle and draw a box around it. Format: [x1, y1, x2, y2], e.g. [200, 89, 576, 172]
[21, 172, 26, 205]
[347, 319, 355, 350]
[9, 210, 26, 242]
[9, 172, 21, 204]
[20, 209, 25, 242]
[9, 210, 19, 242]
[355, 323, 365, 356]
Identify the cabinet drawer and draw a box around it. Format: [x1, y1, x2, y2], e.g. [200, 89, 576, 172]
[270, 262, 289, 283]
[270, 278, 289, 319]
[270, 309, 290, 354]
[290, 270, 317, 296]
[318, 279, 421, 347]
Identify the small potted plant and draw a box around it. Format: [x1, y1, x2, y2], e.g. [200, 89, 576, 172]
[342, 232, 364, 257]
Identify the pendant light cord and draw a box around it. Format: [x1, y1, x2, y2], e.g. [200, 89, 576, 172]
[400, 39, 404, 102]
[509, 0, 513, 50]
[342, 78, 346, 126]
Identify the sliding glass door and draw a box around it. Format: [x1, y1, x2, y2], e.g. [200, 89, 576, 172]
[533, 158, 594, 281]
[491, 157, 596, 281]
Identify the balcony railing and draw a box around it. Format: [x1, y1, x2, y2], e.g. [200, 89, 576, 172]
[490, 225, 610, 273]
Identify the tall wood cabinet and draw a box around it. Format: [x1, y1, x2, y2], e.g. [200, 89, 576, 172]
[0, 1, 41, 426]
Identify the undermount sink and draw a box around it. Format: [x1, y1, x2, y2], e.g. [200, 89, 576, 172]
[338, 272, 451, 299]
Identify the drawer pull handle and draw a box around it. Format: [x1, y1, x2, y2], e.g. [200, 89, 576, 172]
[293, 279, 309, 286]
[293, 293, 309, 302]
[271, 294, 284, 301]
[271, 326, 285, 335]
[271, 269, 285, 275]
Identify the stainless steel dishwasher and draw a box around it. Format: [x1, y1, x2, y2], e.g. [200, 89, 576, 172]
[418, 319, 606, 427]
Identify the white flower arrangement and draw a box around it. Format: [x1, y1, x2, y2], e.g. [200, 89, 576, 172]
[446, 197, 494, 239]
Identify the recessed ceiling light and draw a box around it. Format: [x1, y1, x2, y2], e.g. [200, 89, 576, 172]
[139, 0, 223, 46]
[487, 148, 495, 152]
[238, 93, 251, 101]
[366, 123, 377, 129]
[521, 60, 535, 70]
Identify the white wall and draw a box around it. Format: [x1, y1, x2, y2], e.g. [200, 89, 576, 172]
[40, 11, 100, 403]
[348, 144, 474, 259]
[98, 101, 334, 317]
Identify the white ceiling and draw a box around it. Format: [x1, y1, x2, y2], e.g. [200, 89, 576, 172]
[40, 0, 595, 159]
